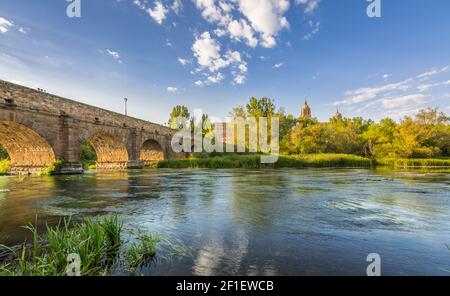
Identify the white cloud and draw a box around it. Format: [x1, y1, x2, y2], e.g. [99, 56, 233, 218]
[416, 65, 449, 79]
[171, 0, 183, 15]
[303, 20, 320, 40]
[167, 86, 178, 93]
[166, 39, 173, 47]
[192, 32, 222, 71]
[0, 17, 13, 34]
[194, 0, 231, 25]
[227, 19, 258, 47]
[147, 1, 168, 24]
[238, 0, 290, 48]
[383, 73, 391, 81]
[296, 0, 321, 14]
[18, 27, 29, 34]
[106, 49, 120, 60]
[178, 57, 191, 65]
[133, 0, 168, 24]
[273, 62, 283, 69]
[334, 79, 413, 106]
[191, 32, 248, 86]
[381, 94, 427, 109]
[233, 74, 246, 85]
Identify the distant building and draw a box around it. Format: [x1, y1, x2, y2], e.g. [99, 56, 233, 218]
[331, 109, 343, 121]
[300, 99, 312, 119]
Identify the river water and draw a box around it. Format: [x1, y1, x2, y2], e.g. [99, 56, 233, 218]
[0, 168, 449, 275]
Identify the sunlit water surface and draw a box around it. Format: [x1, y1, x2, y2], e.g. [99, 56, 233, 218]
[0, 168, 449, 275]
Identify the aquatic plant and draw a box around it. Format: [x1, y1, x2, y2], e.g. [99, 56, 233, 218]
[124, 233, 159, 272]
[0, 215, 124, 276]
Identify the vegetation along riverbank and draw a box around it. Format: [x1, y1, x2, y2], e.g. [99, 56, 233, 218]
[0, 216, 187, 276]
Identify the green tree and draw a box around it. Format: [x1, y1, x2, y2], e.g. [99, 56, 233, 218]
[168, 105, 190, 130]
[246, 97, 275, 118]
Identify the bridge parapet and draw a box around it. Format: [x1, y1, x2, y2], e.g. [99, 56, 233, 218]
[0, 80, 184, 175]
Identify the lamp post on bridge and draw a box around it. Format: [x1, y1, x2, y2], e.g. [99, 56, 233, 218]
[124, 97, 128, 116]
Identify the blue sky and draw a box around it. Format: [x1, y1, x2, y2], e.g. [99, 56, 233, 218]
[0, 0, 449, 124]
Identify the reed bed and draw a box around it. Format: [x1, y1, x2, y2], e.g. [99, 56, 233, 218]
[155, 153, 373, 169]
[0, 216, 178, 276]
[377, 158, 450, 168]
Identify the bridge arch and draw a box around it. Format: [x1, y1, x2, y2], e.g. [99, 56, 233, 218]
[140, 138, 165, 165]
[85, 133, 129, 169]
[0, 121, 56, 174]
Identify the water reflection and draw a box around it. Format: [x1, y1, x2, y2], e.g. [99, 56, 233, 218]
[0, 168, 449, 275]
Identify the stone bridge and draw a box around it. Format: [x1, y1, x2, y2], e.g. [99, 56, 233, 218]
[0, 80, 184, 174]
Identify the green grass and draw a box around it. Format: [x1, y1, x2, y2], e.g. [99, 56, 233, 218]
[155, 153, 373, 169]
[0, 216, 125, 276]
[377, 158, 450, 168]
[0, 159, 10, 175]
[0, 216, 186, 276]
[124, 233, 159, 272]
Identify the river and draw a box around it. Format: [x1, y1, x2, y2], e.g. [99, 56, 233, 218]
[0, 168, 449, 275]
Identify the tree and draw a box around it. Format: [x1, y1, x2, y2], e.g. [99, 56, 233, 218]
[168, 105, 190, 130]
[245, 97, 275, 118]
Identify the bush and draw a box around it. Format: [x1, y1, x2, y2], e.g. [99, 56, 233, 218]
[0, 159, 10, 175]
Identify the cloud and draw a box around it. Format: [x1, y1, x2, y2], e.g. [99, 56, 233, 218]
[227, 19, 258, 47]
[416, 65, 449, 79]
[106, 49, 120, 60]
[0, 17, 13, 34]
[133, 0, 168, 24]
[238, 0, 290, 48]
[147, 1, 168, 24]
[303, 20, 320, 40]
[18, 27, 29, 34]
[191, 32, 248, 85]
[178, 57, 191, 65]
[381, 94, 427, 109]
[194, 0, 232, 25]
[167, 86, 178, 93]
[383, 73, 391, 81]
[171, 0, 183, 15]
[296, 0, 321, 14]
[334, 79, 412, 106]
[273, 63, 283, 69]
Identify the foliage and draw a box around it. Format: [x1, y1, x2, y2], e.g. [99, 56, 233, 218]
[79, 142, 97, 169]
[39, 159, 65, 176]
[155, 154, 372, 169]
[363, 108, 450, 159]
[124, 233, 159, 272]
[377, 158, 450, 168]
[0, 146, 8, 160]
[168, 105, 190, 130]
[287, 119, 366, 155]
[0, 159, 10, 175]
[0, 216, 123, 276]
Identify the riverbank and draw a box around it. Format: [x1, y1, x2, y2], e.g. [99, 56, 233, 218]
[0, 216, 172, 276]
[154, 153, 373, 169]
[377, 158, 450, 168]
[154, 154, 450, 169]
